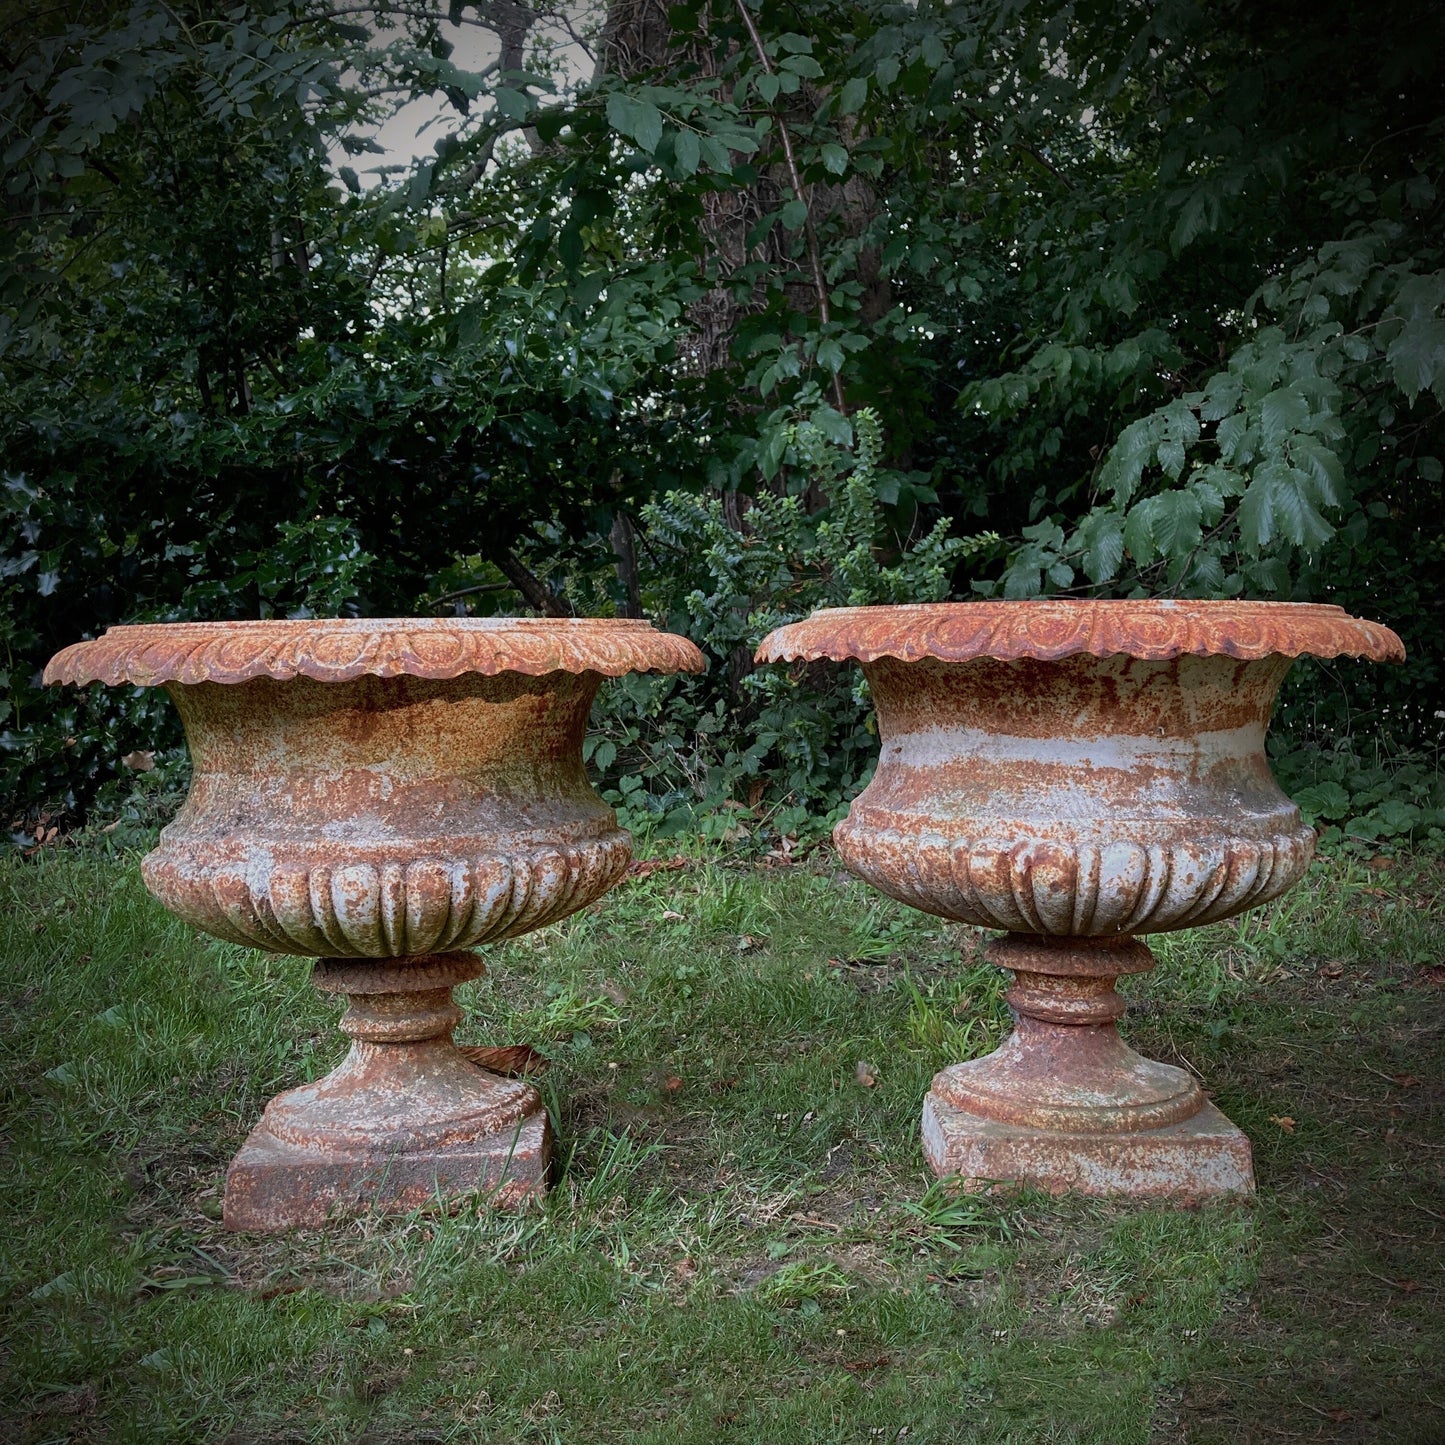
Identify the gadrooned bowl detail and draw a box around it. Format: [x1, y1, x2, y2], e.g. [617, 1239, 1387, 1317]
[834, 823, 1314, 936]
[141, 832, 632, 957]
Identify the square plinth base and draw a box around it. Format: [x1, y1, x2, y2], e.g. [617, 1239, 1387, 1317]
[922, 1094, 1254, 1200]
[223, 1113, 551, 1232]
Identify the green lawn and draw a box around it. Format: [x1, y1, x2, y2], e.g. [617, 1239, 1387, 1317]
[2, 843, 1442, 1443]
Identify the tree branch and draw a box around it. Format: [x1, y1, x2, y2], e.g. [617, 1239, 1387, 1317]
[734, 0, 848, 414]
[491, 549, 575, 615]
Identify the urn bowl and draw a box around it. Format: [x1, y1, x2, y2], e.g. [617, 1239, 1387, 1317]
[758, 601, 1404, 937]
[46, 617, 705, 956]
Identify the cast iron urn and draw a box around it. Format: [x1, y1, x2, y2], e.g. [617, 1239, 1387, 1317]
[757, 601, 1402, 1199]
[47, 618, 703, 1229]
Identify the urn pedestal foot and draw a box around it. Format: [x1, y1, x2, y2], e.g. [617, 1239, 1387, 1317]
[923, 935, 1255, 1200]
[224, 952, 550, 1231]
[921, 1094, 1253, 1199]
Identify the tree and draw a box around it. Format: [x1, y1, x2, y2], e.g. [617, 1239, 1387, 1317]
[4, 0, 1442, 826]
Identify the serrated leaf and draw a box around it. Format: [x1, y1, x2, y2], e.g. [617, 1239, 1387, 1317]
[1122, 499, 1157, 564]
[820, 143, 848, 175]
[1291, 438, 1344, 505]
[1200, 373, 1242, 422]
[1385, 314, 1445, 400]
[1215, 414, 1253, 466]
[1259, 386, 1310, 445]
[1151, 490, 1203, 557]
[1099, 417, 1155, 504]
[1237, 473, 1273, 551]
[1080, 513, 1125, 583]
[1292, 781, 1351, 821]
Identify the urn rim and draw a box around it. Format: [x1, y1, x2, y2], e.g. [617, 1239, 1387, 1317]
[44, 616, 706, 688]
[754, 600, 1403, 668]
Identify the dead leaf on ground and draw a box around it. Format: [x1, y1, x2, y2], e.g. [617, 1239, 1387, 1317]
[458, 1043, 549, 1077]
[1268, 1115, 1296, 1134]
[842, 1354, 890, 1376]
[661, 1074, 684, 1095]
[661, 909, 684, 922]
[856, 1061, 878, 1088]
[673, 1257, 697, 1280]
[625, 855, 688, 881]
[1391, 1073, 1421, 1088]
[1320, 961, 1345, 979]
[120, 750, 155, 772]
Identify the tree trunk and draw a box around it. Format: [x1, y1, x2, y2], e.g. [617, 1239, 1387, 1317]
[609, 511, 643, 617]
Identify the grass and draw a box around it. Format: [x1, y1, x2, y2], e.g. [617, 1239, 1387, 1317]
[1, 840, 1442, 1443]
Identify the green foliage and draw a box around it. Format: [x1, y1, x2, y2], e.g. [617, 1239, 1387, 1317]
[1271, 741, 1445, 854]
[3, 0, 1442, 829]
[585, 409, 996, 843]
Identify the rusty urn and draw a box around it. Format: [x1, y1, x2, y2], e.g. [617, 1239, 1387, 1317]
[757, 601, 1403, 1199]
[46, 618, 703, 1229]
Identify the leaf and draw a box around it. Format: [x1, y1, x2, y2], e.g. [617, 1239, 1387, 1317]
[606, 93, 663, 154]
[1293, 781, 1351, 821]
[1267, 1115, 1296, 1134]
[674, 128, 700, 175]
[1291, 438, 1344, 506]
[457, 299, 486, 346]
[816, 337, 844, 372]
[1273, 466, 1334, 548]
[820, 143, 848, 175]
[779, 54, 823, 79]
[1099, 417, 1155, 505]
[781, 198, 809, 230]
[1151, 490, 1203, 557]
[1080, 512, 1125, 583]
[1122, 499, 1157, 564]
[837, 76, 868, 114]
[1200, 372, 1242, 423]
[493, 87, 531, 120]
[1259, 386, 1310, 445]
[1237, 471, 1276, 550]
[1386, 315, 1445, 401]
[855, 1060, 878, 1088]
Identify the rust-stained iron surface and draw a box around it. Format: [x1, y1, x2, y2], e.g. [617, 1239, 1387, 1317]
[44, 615, 705, 686]
[755, 600, 1403, 1200]
[47, 617, 703, 1230]
[755, 598, 1404, 666]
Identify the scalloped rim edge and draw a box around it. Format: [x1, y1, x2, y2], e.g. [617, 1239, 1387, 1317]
[45, 619, 707, 687]
[755, 602, 1404, 666]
